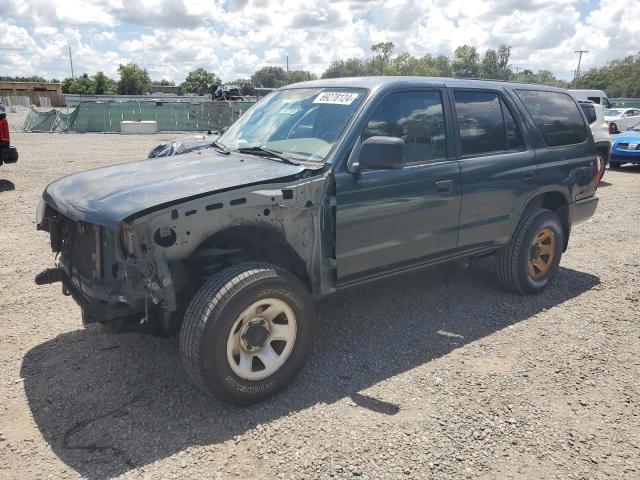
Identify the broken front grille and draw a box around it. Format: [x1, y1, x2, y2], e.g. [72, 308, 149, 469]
[49, 212, 102, 280]
[70, 222, 102, 280]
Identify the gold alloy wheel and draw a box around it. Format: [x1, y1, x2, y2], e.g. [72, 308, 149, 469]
[528, 227, 557, 280]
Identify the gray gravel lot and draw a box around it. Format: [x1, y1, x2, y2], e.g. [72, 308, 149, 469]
[0, 132, 639, 479]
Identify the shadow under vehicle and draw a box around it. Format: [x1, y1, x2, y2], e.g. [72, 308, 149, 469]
[23, 260, 599, 479]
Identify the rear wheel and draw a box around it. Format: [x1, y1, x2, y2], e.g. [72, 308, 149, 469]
[497, 208, 564, 294]
[596, 152, 607, 183]
[179, 262, 314, 405]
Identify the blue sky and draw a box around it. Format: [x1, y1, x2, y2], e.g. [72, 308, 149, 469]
[1, 0, 638, 83]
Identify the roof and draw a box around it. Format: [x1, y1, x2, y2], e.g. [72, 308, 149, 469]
[282, 76, 568, 93]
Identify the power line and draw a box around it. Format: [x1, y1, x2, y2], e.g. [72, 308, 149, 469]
[68, 46, 75, 80]
[573, 50, 588, 88]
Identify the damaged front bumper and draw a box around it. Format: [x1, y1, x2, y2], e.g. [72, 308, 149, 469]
[34, 254, 176, 325]
[35, 202, 178, 326]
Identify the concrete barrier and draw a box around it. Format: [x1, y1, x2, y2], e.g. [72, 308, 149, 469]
[120, 120, 158, 134]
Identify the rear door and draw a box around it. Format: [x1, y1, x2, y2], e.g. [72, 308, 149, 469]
[452, 89, 537, 249]
[335, 89, 461, 282]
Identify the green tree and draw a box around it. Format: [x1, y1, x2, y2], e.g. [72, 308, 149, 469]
[496, 45, 511, 80]
[321, 58, 369, 78]
[93, 71, 117, 94]
[481, 49, 500, 79]
[0, 75, 48, 82]
[250, 66, 288, 88]
[452, 45, 480, 78]
[580, 55, 640, 97]
[369, 41, 395, 75]
[151, 79, 176, 86]
[179, 68, 220, 95]
[433, 55, 453, 77]
[286, 70, 317, 84]
[117, 63, 151, 95]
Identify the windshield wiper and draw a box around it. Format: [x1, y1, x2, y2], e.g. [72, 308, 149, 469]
[210, 140, 230, 155]
[236, 146, 300, 165]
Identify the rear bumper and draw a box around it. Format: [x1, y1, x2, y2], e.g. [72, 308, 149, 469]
[570, 196, 598, 225]
[0, 146, 18, 164]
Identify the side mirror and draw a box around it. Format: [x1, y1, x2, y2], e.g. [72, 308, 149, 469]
[349, 136, 405, 173]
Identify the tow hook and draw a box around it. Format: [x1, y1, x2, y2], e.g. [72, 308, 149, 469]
[35, 267, 64, 285]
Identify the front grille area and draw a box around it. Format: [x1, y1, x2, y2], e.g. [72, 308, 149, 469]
[617, 143, 639, 151]
[70, 222, 101, 279]
[48, 210, 101, 280]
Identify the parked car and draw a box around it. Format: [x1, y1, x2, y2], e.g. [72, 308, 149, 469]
[35, 78, 599, 405]
[569, 89, 611, 108]
[0, 103, 19, 167]
[604, 108, 640, 133]
[610, 125, 640, 168]
[579, 100, 611, 182]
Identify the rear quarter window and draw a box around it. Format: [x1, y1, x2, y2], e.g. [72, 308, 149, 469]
[580, 103, 597, 124]
[516, 90, 589, 147]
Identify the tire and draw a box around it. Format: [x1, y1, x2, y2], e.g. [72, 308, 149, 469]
[610, 122, 618, 134]
[497, 208, 564, 294]
[179, 262, 314, 406]
[596, 152, 606, 183]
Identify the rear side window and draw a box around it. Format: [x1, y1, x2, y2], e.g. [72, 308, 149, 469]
[587, 96, 601, 104]
[363, 91, 447, 163]
[580, 103, 597, 124]
[516, 90, 588, 147]
[453, 90, 524, 156]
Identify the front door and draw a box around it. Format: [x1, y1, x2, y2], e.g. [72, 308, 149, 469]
[334, 90, 461, 283]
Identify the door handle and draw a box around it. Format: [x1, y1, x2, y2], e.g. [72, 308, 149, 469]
[522, 171, 535, 180]
[435, 180, 453, 194]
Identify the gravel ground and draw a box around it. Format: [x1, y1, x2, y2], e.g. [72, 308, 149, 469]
[0, 132, 639, 480]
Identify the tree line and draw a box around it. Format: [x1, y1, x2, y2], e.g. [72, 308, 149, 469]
[2, 43, 639, 97]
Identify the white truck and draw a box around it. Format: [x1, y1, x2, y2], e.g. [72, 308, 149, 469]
[569, 89, 611, 108]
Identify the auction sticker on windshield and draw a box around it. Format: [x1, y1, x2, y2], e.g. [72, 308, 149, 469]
[313, 92, 359, 105]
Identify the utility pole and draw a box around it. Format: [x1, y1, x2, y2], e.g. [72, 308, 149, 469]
[286, 55, 289, 76]
[68, 46, 75, 80]
[573, 50, 588, 88]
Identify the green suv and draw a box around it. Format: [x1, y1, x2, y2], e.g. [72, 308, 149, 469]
[36, 77, 599, 405]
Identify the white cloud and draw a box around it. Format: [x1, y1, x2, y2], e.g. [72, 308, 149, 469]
[0, 0, 638, 83]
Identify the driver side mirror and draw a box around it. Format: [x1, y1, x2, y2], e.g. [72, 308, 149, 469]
[348, 136, 405, 173]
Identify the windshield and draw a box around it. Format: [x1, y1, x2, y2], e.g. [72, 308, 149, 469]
[604, 109, 624, 116]
[218, 88, 366, 162]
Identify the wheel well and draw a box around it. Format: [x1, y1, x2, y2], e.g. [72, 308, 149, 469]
[187, 226, 311, 290]
[595, 145, 609, 161]
[523, 192, 570, 251]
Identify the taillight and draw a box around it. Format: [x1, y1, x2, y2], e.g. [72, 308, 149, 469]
[595, 154, 602, 187]
[0, 118, 9, 143]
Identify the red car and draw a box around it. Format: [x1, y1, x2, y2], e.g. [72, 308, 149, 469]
[0, 103, 19, 167]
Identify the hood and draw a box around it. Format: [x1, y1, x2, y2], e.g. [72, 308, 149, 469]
[612, 130, 640, 144]
[43, 150, 309, 228]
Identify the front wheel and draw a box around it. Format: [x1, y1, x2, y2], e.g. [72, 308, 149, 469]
[179, 263, 314, 406]
[497, 208, 564, 294]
